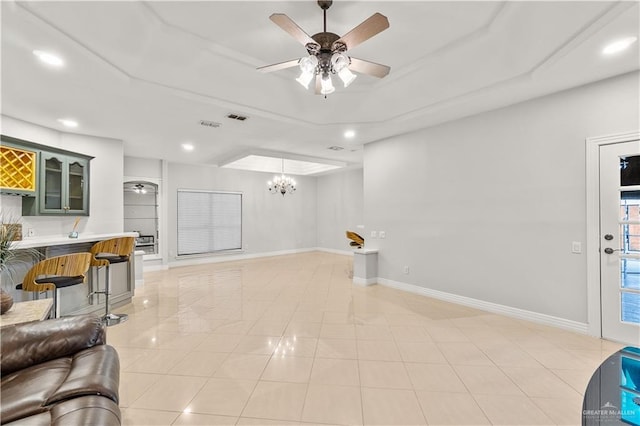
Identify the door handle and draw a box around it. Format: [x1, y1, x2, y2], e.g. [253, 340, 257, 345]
[604, 247, 623, 254]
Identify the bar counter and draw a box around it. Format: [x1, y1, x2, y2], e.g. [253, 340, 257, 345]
[5, 232, 137, 317]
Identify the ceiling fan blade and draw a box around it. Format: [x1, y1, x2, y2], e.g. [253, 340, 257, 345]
[257, 59, 300, 73]
[349, 57, 390, 78]
[335, 12, 389, 51]
[270, 13, 317, 47]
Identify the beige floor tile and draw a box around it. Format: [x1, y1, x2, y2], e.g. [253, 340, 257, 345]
[284, 321, 322, 338]
[416, 391, 491, 425]
[109, 253, 621, 426]
[501, 366, 582, 398]
[396, 340, 448, 363]
[361, 387, 426, 425]
[169, 351, 228, 377]
[247, 321, 288, 336]
[242, 381, 308, 422]
[552, 368, 594, 394]
[453, 365, 524, 396]
[130, 375, 207, 412]
[124, 349, 188, 374]
[186, 378, 256, 416]
[323, 311, 355, 324]
[261, 356, 314, 383]
[357, 340, 401, 361]
[320, 323, 356, 339]
[234, 335, 281, 355]
[532, 396, 583, 425]
[316, 338, 358, 359]
[302, 384, 363, 425]
[119, 372, 163, 408]
[277, 336, 317, 357]
[475, 341, 544, 368]
[214, 353, 271, 380]
[424, 324, 470, 342]
[121, 408, 180, 425]
[405, 362, 467, 392]
[310, 358, 360, 386]
[236, 417, 299, 425]
[359, 360, 412, 389]
[438, 341, 494, 366]
[389, 325, 432, 342]
[355, 324, 393, 340]
[194, 333, 244, 352]
[473, 394, 555, 425]
[172, 412, 237, 425]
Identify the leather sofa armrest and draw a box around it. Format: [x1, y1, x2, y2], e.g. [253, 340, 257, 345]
[1, 315, 106, 377]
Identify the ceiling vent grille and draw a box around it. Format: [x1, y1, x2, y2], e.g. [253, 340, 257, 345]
[327, 146, 344, 151]
[199, 120, 221, 128]
[227, 113, 248, 121]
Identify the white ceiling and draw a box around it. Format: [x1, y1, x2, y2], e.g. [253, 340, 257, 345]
[2, 1, 638, 173]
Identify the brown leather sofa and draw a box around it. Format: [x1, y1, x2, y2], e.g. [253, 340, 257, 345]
[0, 315, 121, 425]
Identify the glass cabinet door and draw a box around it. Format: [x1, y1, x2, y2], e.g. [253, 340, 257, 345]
[43, 155, 63, 210]
[38, 152, 90, 215]
[67, 160, 85, 211]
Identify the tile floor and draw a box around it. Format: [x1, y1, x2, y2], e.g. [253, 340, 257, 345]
[109, 252, 625, 426]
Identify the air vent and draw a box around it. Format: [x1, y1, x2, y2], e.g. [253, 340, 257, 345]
[327, 146, 344, 151]
[199, 120, 221, 128]
[227, 113, 248, 121]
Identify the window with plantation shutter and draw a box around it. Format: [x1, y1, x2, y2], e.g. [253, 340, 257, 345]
[177, 190, 242, 255]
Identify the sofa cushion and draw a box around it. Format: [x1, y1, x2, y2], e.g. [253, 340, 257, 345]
[0, 346, 119, 424]
[1, 315, 106, 376]
[3, 395, 121, 426]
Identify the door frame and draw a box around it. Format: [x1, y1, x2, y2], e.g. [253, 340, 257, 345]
[586, 131, 640, 338]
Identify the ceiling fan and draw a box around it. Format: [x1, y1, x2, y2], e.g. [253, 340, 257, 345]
[257, 0, 390, 96]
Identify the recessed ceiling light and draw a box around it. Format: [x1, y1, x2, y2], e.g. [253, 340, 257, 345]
[57, 118, 78, 128]
[33, 50, 64, 67]
[181, 143, 195, 152]
[602, 37, 638, 55]
[344, 130, 356, 139]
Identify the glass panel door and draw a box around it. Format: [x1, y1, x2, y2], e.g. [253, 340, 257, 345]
[600, 141, 640, 344]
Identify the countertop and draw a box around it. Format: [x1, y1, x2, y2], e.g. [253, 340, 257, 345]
[10, 232, 138, 249]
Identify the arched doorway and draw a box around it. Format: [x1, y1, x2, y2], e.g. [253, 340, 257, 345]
[123, 181, 158, 256]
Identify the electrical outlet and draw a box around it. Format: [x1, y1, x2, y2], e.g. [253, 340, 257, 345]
[370, 231, 377, 238]
[403, 266, 409, 274]
[571, 241, 582, 254]
[379, 231, 386, 239]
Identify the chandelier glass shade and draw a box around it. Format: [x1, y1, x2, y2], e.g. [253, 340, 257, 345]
[268, 159, 297, 196]
[296, 52, 357, 93]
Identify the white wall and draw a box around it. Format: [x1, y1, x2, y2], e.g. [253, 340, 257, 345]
[166, 162, 318, 264]
[316, 168, 364, 252]
[124, 156, 162, 179]
[364, 71, 640, 324]
[1, 115, 124, 236]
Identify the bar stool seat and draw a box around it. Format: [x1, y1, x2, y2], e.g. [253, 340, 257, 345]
[90, 237, 135, 326]
[17, 253, 92, 318]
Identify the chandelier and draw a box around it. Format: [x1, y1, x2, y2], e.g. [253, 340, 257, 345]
[268, 159, 297, 196]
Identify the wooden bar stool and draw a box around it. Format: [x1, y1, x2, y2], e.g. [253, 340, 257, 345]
[89, 237, 135, 326]
[17, 252, 92, 318]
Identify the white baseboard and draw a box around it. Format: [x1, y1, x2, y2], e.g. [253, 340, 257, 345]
[315, 247, 354, 256]
[377, 277, 589, 335]
[167, 248, 318, 268]
[353, 277, 377, 286]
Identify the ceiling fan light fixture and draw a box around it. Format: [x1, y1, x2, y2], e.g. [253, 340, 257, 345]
[338, 67, 357, 87]
[320, 73, 335, 95]
[296, 70, 315, 89]
[299, 55, 318, 73]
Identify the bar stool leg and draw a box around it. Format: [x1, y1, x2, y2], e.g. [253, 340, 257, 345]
[102, 262, 128, 327]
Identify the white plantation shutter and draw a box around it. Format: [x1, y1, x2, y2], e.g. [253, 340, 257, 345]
[177, 190, 242, 255]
